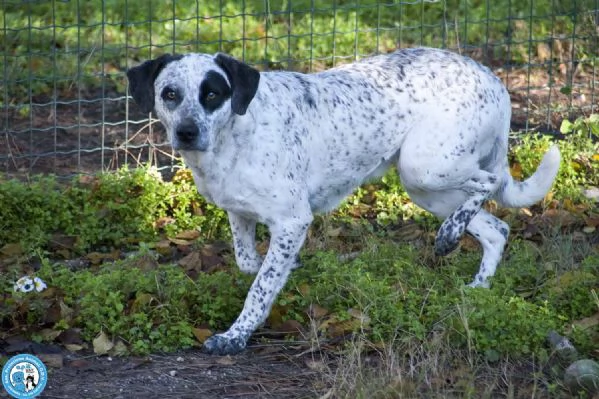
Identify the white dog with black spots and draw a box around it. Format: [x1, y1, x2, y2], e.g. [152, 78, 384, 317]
[127, 47, 560, 355]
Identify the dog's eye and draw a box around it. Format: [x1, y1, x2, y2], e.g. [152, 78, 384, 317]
[162, 88, 177, 101]
[206, 91, 217, 101]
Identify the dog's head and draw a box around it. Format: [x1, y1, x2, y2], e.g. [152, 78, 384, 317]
[127, 53, 260, 151]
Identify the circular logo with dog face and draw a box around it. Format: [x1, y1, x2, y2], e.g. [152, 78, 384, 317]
[2, 354, 47, 398]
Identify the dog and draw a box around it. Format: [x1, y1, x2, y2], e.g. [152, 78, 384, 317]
[127, 47, 560, 355]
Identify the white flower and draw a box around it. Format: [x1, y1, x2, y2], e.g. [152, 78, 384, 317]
[14, 276, 35, 293]
[33, 277, 48, 292]
[13, 276, 47, 293]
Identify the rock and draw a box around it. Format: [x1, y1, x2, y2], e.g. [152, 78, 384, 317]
[564, 359, 599, 394]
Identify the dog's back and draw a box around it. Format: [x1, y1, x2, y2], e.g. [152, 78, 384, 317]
[254, 48, 511, 212]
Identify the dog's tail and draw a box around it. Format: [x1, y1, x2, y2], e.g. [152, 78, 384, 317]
[495, 145, 561, 208]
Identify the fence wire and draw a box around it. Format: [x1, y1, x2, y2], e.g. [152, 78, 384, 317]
[1, 0, 598, 177]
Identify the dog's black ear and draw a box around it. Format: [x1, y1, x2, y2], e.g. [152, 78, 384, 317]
[214, 53, 260, 115]
[127, 54, 181, 113]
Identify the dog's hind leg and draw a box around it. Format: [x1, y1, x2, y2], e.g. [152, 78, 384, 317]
[433, 170, 501, 256]
[465, 209, 509, 287]
[229, 212, 262, 274]
[402, 166, 504, 286]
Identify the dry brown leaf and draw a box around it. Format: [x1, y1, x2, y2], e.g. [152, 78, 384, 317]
[308, 304, 329, 319]
[268, 304, 286, 328]
[176, 230, 201, 240]
[64, 344, 85, 352]
[155, 240, 173, 256]
[200, 253, 226, 273]
[392, 224, 423, 241]
[37, 353, 64, 368]
[168, 237, 193, 246]
[216, 356, 236, 365]
[0, 243, 23, 257]
[569, 313, 599, 332]
[274, 319, 304, 337]
[348, 308, 371, 325]
[57, 328, 83, 345]
[510, 163, 523, 179]
[155, 216, 176, 229]
[93, 331, 114, 355]
[39, 328, 62, 342]
[178, 251, 202, 270]
[110, 340, 129, 356]
[131, 253, 159, 271]
[192, 327, 213, 344]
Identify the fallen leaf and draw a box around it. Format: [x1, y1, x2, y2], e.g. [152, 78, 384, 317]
[176, 230, 201, 240]
[348, 308, 371, 325]
[200, 253, 226, 273]
[273, 319, 304, 337]
[0, 243, 23, 257]
[155, 240, 173, 256]
[216, 356, 236, 366]
[59, 300, 74, 322]
[268, 304, 286, 328]
[86, 251, 120, 265]
[131, 253, 159, 271]
[392, 224, 423, 241]
[192, 327, 213, 343]
[93, 331, 114, 355]
[39, 328, 62, 342]
[131, 293, 154, 313]
[64, 344, 85, 352]
[308, 304, 329, 319]
[168, 237, 193, 246]
[570, 313, 599, 332]
[155, 216, 176, 229]
[37, 353, 64, 368]
[510, 163, 523, 179]
[178, 251, 202, 273]
[68, 358, 91, 368]
[110, 340, 129, 356]
[48, 233, 77, 251]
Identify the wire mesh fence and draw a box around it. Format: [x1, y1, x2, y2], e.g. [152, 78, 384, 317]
[1, 0, 598, 177]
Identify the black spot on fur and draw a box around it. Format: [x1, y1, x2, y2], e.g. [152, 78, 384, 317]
[199, 70, 232, 113]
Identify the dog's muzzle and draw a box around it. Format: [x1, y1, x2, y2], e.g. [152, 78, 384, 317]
[174, 120, 209, 151]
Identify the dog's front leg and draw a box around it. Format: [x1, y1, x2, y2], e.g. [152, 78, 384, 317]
[229, 212, 262, 274]
[202, 215, 312, 355]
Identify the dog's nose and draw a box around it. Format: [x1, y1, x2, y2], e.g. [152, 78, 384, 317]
[176, 121, 199, 143]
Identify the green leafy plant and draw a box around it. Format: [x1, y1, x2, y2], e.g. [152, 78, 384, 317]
[510, 114, 599, 201]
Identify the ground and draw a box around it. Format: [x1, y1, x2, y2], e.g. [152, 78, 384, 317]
[42, 347, 320, 398]
[2, 337, 330, 398]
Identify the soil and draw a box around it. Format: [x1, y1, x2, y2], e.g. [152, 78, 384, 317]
[2, 340, 329, 399]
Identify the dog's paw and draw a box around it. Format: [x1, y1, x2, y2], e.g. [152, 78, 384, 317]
[202, 334, 248, 355]
[467, 279, 490, 289]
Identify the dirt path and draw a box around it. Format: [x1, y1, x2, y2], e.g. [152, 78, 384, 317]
[6, 343, 325, 399]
